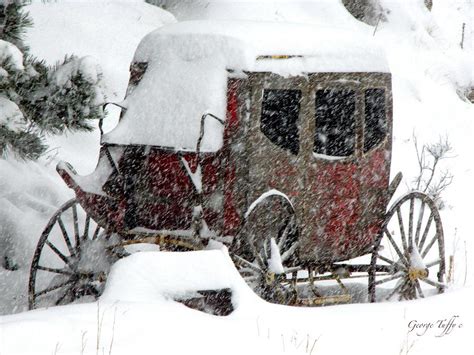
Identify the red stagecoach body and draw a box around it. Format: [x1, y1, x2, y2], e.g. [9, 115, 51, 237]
[57, 21, 393, 266]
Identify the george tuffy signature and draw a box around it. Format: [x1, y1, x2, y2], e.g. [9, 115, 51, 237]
[408, 316, 463, 337]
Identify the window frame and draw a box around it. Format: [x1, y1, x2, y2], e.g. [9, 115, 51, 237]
[248, 73, 309, 158]
[308, 72, 392, 162]
[363, 87, 388, 154]
[246, 72, 392, 164]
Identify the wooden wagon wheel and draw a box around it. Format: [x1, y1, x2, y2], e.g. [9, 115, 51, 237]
[232, 191, 300, 305]
[28, 199, 123, 310]
[368, 191, 446, 302]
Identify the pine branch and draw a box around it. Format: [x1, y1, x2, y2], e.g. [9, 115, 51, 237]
[1, 4, 105, 161]
[1, 2, 33, 53]
[0, 125, 47, 160]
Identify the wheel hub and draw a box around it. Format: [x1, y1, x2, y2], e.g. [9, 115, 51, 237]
[265, 271, 276, 285]
[408, 267, 429, 281]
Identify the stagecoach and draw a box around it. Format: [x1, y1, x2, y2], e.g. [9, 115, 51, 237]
[28, 21, 446, 309]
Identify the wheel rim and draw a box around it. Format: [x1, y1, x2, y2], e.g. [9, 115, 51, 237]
[369, 192, 446, 302]
[233, 194, 300, 304]
[29, 199, 120, 309]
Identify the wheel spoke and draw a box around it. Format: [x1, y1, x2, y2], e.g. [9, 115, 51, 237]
[418, 213, 433, 250]
[46, 241, 71, 266]
[234, 254, 261, 272]
[37, 266, 73, 276]
[55, 282, 77, 306]
[396, 208, 408, 252]
[421, 278, 446, 289]
[57, 217, 75, 257]
[421, 234, 438, 259]
[408, 198, 414, 247]
[261, 236, 270, 261]
[278, 215, 294, 249]
[377, 255, 407, 272]
[92, 224, 101, 240]
[248, 240, 266, 270]
[375, 272, 404, 286]
[281, 241, 299, 262]
[383, 228, 409, 266]
[244, 276, 259, 282]
[104, 230, 113, 241]
[83, 215, 91, 241]
[240, 268, 257, 276]
[377, 255, 396, 266]
[35, 278, 76, 297]
[415, 280, 424, 298]
[425, 259, 441, 268]
[414, 201, 425, 245]
[400, 281, 415, 300]
[385, 278, 407, 301]
[72, 204, 80, 248]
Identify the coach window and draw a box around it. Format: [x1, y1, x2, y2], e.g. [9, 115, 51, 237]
[364, 88, 387, 153]
[314, 89, 356, 157]
[261, 89, 301, 155]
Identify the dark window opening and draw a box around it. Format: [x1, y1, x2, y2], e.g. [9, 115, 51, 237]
[127, 62, 148, 96]
[315, 89, 356, 157]
[261, 89, 301, 155]
[364, 88, 387, 153]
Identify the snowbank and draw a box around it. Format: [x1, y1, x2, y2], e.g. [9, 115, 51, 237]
[0, 158, 72, 314]
[153, 0, 371, 31]
[101, 249, 258, 307]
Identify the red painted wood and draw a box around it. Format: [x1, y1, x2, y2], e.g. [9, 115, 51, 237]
[222, 79, 242, 236]
[57, 165, 126, 232]
[58, 75, 391, 263]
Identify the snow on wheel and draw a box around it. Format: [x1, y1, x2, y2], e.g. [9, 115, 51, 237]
[28, 199, 122, 309]
[232, 191, 300, 305]
[368, 192, 446, 302]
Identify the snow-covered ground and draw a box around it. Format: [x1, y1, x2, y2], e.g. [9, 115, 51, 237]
[1, 248, 472, 354]
[1, 0, 473, 354]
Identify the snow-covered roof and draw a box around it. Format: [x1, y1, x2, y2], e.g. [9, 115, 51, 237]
[135, 21, 389, 74]
[103, 20, 389, 151]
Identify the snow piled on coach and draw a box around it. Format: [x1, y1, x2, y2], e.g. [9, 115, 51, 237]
[103, 30, 250, 152]
[103, 20, 389, 151]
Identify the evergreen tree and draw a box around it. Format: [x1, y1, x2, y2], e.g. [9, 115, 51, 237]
[0, 0, 105, 160]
